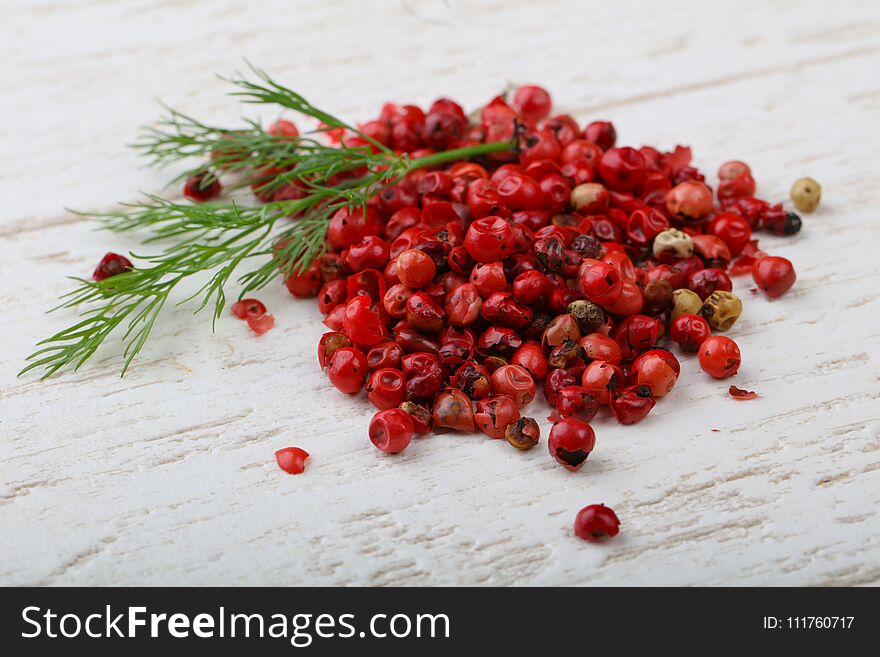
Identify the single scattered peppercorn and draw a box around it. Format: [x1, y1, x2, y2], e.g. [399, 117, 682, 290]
[548, 417, 596, 471]
[790, 177, 821, 213]
[752, 256, 796, 298]
[698, 336, 742, 379]
[505, 417, 541, 450]
[274, 447, 310, 475]
[610, 384, 656, 425]
[369, 408, 415, 453]
[92, 252, 133, 281]
[574, 504, 620, 541]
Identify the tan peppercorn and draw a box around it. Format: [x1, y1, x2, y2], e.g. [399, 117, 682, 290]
[790, 177, 821, 213]
[700, 290, 743, 331]
[652, 228, 694, 259]
[505, 417, 540, 450]
[671, 288, 703, 320]
[567, 299, 606, 334]
[570, 183, 609, 213]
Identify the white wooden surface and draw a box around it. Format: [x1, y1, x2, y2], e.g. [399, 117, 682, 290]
[1, 0, 879, 586]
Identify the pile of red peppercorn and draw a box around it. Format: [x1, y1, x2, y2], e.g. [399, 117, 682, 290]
[278, 84, 799, 463]
[172, 83, 802, 539]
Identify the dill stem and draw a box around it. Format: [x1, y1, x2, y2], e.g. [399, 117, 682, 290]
[406, 141, 512, 171]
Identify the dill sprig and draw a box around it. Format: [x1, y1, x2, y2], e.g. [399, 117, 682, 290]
[23, 66, 514, 378]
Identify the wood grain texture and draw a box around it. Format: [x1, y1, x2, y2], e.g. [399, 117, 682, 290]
[1, 0, 879, 586]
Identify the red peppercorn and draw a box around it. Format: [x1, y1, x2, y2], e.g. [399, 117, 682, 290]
[631, 349, 679, 397]
[318, 332, 352, 368]
[513, 84, 552, 122]
[718, 160, 751, 180]
[511, 270, 551, 307]
[578, 333, 622, 364]
[432, 388, 476, 431]
[402, 352, 444, 400]
[342, 296, 386, 346]
[583, 121, 616, 151]
[366, 341, 403, 371]
[580, 361, 623, 405]
[396, 248, 437, 288]
[548, 417, 596, 471]
[326, 206, 384, 250]
[480, 292, 533, 329]
[554, 386, 601, 421]
[474, 394, 521, 438]
[327, 346, 368, 393]
[92, 252, 133, 281]
[688, 267, 733, 300]
[231, 298, 267, 320]
[317, 280, 347, 315]
[752, 256, 796, 298]
[183, 173, 222, 202]
[692, 234, 733, 269]
[611, 314, 661, 360]
[490, 364, 536, 408]
[246, 313, 275, 335]
[275, 447, 309, 474]
[406, 291, 445, 333]
[510, 341, 550, 381]
[706, 212, 752, 256]
[698, 336, 742, 379]
[669, 313, 712, 352]
[267, 119, 300, 138]
[598, 147, 646, 192]
[284, 262, 322, 298]
[369, 408, 414, 454]
[496, 173, 545, 211]
[602, 280, 644, 317]
[365, 368, 406, 410]
[469, 261, 508, 298]
[574, 504, 620, 541]
[666, 181, 713, 221]
[464, 217, 516, 263]
[346, 235, 390, 273]
[626, 207, 669, 246]
[577, 260, 623, 305]
[611, 384, 656, 425]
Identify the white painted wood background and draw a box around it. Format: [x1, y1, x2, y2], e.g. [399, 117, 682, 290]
[1, 0, 879, 586]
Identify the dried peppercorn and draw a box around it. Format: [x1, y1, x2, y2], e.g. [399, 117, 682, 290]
[752, 256, 796, 298]
[548, 418, 596, 471]
[567, 299, 606, 334]
[671, 288, 703, 320]
[790, 177, 821, 213]
[700, 290, 743, 331]
[432, 388, 476, 431]
[474, 395, 521, 439]
[505, 417, 541, 450]
[610, 384, 656, 425]
[574, 504, 620, 541]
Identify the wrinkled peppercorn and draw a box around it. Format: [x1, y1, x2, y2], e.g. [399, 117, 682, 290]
[700, 290, 743, 331]
[567, 299, 606, 334]
[505, 417, 541, 450]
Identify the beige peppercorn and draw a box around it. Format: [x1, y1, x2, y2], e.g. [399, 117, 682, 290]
[652, 228, 694, 259]
[700, 290, 743, 331]
[671, 288, 703, 320]
[790, 177, 821, 213]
